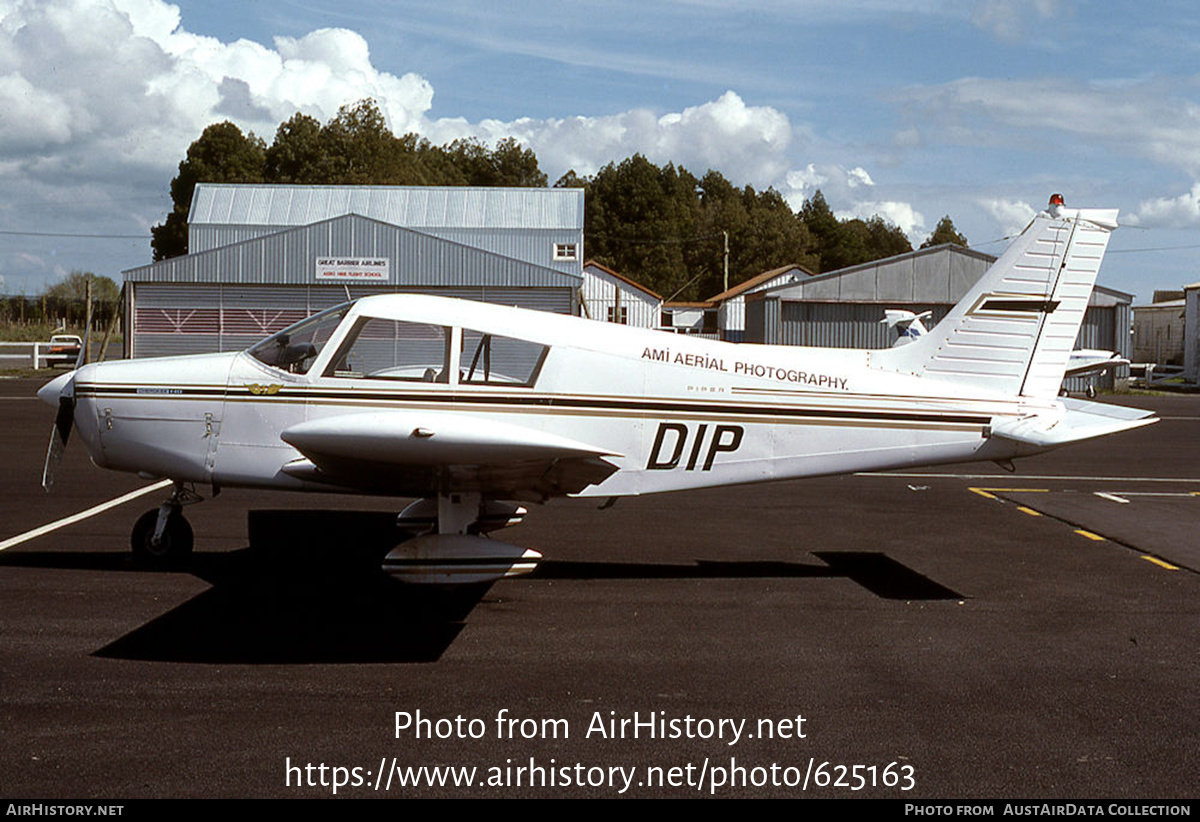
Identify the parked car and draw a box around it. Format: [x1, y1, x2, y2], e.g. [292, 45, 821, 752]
[46, 334, 82, 366]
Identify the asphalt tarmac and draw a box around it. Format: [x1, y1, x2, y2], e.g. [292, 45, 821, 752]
[1, 376, 1196, 799]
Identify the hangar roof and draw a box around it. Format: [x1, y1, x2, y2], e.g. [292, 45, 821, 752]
[189, 184, 584, 231]
[583, 261, 663, 300]
[706, 263, 814, 303]
[746, 243, 1132, 307]
[125, 213, 581, 287]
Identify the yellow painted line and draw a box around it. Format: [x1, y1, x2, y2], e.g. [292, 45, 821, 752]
[1074, 529, 1106, 542]
[1016, 506, 1042, 517]
[968, 486, 1049, 500]
[1142, 556, 1180, 571]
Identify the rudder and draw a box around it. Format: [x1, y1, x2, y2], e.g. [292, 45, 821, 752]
[875, 200, 1118, 399]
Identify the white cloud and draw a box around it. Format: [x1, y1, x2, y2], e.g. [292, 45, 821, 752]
[0, 0, 436, 177]
[432, 90, 794, 189]
[783, 164, 827, 197]
[0, 0, 901, 291]
[779, 163, 923, 240]
[781, 163, 880, 210]
[979, 197, 1036, 235]
[836, 200, 927, 239]
[971, 0, 1060, 40]
[1131, 183, 1200, 228]
[846, 167, 874, 188]
[0, 1, 800, 198]
[896, 76, 1200, 176]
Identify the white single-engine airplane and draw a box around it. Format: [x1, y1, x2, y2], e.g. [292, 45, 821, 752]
[38, 198, 1156, 583]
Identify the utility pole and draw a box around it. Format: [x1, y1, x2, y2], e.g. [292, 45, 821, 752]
[83, 273, 93, 365]
[723, 231, 729, 293]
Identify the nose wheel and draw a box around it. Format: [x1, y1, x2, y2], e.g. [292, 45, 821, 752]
[130, 483, 200, 568]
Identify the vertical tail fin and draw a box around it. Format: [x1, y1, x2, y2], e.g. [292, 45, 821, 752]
[876, 203, 1118, 398]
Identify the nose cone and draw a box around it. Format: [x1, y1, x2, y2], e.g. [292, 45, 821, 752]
[38, 370, 76, 408]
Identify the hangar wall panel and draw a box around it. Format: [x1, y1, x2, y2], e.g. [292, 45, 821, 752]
[130, 283, 573, 359]
[128, 215, 582, 290]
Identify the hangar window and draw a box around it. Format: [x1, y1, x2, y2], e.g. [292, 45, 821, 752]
[248, 304, 348, 375]
[554, 243, 578, 261]
[461, 329, 547, 386]
[325, 318, 451, 382]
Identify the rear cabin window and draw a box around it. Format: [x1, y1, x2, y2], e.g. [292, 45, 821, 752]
[326, 318, 451, 382]
[461, 329, 547, 386]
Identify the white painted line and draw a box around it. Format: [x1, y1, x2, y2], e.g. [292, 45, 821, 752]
[1094, 492, 1130, 504]
[1109, 491, 1200, 498]
[857, 472, 1200, 484]
[0, 479, 173, 552]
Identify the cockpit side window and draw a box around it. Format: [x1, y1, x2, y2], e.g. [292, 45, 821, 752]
[247, 305, 348, 374]
[325, 317, 451, 382]
[461, 329, 548, 386]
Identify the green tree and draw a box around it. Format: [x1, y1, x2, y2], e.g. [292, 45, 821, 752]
[151, 121, 266, 260]
[864, 216, 913, 259]
[265, 113, 325, 183]
[585, 156, 702, 299]
[693, 173, 817, 297]
[318, 99, 401, 184]
[797, 192, 913, 272]
[448, 137, 547, 187]
[921, 215, 968, 248]
[42, 272, 121, 326]
[553, 170, 589, 189]
[43, 271, 119, 304]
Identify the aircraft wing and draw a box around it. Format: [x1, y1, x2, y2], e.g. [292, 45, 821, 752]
[279, 412, 622, 500]
[1064, 350, 1130, 379]
[990, 398, 1156, 450]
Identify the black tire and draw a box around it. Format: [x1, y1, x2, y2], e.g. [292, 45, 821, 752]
[131, 508, 194, 569]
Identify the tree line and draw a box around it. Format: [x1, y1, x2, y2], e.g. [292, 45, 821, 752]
[1, 272, 121, 330]
[153, 99, 968, 301]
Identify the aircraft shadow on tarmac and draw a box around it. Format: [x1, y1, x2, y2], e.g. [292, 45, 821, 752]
[1, 510, 962, 664]
[536, 552, 963, 602]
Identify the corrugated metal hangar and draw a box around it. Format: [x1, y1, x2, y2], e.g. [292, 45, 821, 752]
[123, 185, 1134, 392]
[123, 184, 585, 358]
[580, 261, 663, 328]
[660, 264, 812, 340]
[746, 243, 1134, 390]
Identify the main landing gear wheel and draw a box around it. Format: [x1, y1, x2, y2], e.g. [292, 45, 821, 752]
[131, 507, 194, 569]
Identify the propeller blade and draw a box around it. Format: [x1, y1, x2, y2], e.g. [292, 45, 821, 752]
[42, 394, 76, 490]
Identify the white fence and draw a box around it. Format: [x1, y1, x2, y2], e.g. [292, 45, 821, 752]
[0, 341, 62, 370]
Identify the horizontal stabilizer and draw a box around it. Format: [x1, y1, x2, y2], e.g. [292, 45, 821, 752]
[990, 399, 1156, 449]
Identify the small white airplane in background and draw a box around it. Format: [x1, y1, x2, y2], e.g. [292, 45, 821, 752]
[881, 309, 934, 347]
[39, 197, 1155, 584]
[883, 311, 1130, 397]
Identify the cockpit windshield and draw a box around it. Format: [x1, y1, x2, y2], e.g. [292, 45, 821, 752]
[247, 303, 350, 374]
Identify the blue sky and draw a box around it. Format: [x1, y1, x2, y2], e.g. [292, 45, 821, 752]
[2, 0, 1200, 302]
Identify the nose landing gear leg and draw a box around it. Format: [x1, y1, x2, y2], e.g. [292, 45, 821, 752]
[131, 482, 202, 568]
